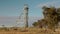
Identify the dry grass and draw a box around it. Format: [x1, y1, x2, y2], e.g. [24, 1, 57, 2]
[0, 27, 60, 34]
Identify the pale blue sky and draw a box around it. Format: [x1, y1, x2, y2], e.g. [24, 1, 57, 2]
[0, 0, 59, 17]
[0, 0, 60, 27]
[0, 0, 44, 17]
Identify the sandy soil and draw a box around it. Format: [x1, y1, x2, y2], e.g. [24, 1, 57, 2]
[0, 28, 60, 34]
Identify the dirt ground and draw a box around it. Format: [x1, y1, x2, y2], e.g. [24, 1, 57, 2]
[0, 28, 60, 34]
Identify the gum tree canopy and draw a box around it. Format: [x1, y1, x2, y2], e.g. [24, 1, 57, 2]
[33, 6, 60, 30]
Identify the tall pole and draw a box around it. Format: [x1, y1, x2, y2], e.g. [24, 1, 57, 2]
[24, 4, 29, 27]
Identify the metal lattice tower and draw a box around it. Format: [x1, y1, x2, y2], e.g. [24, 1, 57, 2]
[15, 4, 29, 28]
[24, 4, 29, 27]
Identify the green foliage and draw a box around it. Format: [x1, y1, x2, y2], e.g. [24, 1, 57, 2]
[33, 22, 38, 26]
[33, 6, 60, 31]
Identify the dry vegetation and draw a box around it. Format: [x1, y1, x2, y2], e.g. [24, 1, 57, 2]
[0, 27, 60, 34]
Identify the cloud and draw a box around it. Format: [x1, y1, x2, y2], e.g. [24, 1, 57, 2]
[36, 0, 60, 8]
[0, 16, 17, 27]
[0, 16, 43, 27]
